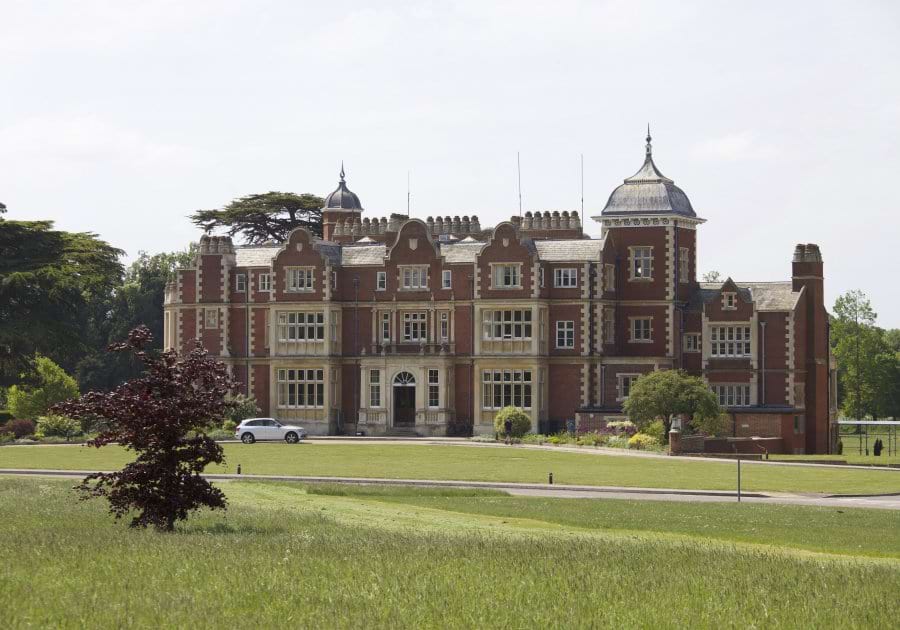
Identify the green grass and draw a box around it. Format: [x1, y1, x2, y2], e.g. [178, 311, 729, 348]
[3, 442, 900, 495]
[1, 477, 899, 629]
[772, 452, 900, 466]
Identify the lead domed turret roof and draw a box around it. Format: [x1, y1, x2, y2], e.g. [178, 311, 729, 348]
[324, 164, 363, 211]
[599, 131, 696, 218]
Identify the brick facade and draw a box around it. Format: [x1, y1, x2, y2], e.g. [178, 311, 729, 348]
[163, 147, 837, 452]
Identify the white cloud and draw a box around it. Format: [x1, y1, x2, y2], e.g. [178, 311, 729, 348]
[690, 131, 779, 161]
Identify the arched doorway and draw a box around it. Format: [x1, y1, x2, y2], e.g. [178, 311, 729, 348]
[393, 371, 416, 427]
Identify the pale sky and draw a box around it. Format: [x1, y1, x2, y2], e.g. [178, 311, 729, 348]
[2, 1, 899, 326]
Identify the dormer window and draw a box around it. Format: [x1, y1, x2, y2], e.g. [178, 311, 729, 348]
[723, 292, 737, 310]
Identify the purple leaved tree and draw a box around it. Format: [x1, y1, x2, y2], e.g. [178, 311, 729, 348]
[55, 326, 237, 531]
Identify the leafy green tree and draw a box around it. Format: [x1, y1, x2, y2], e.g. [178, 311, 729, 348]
[623, 369, 723, 436]
[191, 192, 325, 244]
[0, 213, 123, 386]
[223, 393, 260, 428]
[831, 290, 895, 420]
[76, 247, 197, 391]
[7, 355, 79, 420]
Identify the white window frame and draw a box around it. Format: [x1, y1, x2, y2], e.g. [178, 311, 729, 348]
[381, 312, 391, 342]
[276, 368, 325, 409]
[617, 373, 640, 401]
[427, 369, 440, 408]
[712, 384, 751, 407]
[482, 309, 533, 340]
[710, 325, 751, 358]
[400, 266, 428, 290]
[442, 269, 452, 289]
[629, 246, 653, 281]
[278, 312, 325, 342]
[492, 263, 522, 289]
[332, 271, 338, 290]
[259, 273, 272, 292]
[603, 315, 615, 344]
[481, 369, 533, 410]
[286, 267, 315, 292]
[440, 311, 450, 341]
[554, 268, 578, 288]
[204, 308, 218, 329]
[604, 264, 616, 291]
[629, 317, 652, 343]
[555, 320, 575, 348]
[679, 248, 689, 284]
[540, 267, 545, 288]
[684, 333, 701, 352]
[723, 292, 737, 310]
[376, 271, 387, 291]
[236, 273, 247, 292]
[403, 312, 427, 342]
[369, 369, 382, 408]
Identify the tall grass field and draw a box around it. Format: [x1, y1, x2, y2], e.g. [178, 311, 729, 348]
[1, 477, 898, 628]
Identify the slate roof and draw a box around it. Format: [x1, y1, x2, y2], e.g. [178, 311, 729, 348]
[234, 237, 605, 267]
[234, 245, 280, 267]
[534, 239, 603, 262]
[689, 281, 801, 312]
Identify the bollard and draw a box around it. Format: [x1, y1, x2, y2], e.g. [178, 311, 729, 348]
[548, 472, 553, 485]
[236, 464, 242, 475]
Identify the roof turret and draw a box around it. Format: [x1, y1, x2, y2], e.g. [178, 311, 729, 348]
[323, 163, 363, 211]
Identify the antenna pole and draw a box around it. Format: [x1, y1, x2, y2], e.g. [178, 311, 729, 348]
[407, 170, 410, 217]
[580, 153, 584, 214]
[517, 152, 522, 217]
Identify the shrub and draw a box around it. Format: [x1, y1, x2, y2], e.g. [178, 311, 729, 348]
[0, 409, 12, 424]
[836, 440, 843, 455]
[493, 407, 532, 438]
[605, 435, 629, 449]
[8, 356, 79, 420]
[224, 394, 260, 426]
[576, 432, 606, 446]
[521, 433, 546, 445]
[0, 432, 14, 444]
[35, 415, 82, 440]
[223, 419, 238, 432]
[642, 420, 666, 444]
[628, 433, 661, 450]
[606, 420, 637, 436]
[470, 434, 497, 443]
[1, 419, 36, 439]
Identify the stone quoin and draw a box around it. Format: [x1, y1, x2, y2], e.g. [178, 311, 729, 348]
[164, 133, 837, 453]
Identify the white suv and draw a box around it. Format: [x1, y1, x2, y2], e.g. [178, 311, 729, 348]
[235, 418, 308, 444]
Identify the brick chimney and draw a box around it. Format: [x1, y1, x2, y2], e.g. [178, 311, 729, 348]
[792, 244, 828, 453]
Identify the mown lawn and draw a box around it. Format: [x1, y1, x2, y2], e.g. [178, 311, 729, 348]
[3, 442, 900, 494]
[1, 477, 898, 629]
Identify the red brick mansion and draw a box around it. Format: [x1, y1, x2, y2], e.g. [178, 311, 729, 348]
[163, 134, 837, 453]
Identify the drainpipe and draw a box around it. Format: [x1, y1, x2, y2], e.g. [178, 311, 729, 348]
[760, 321, 766, 405]
[245, 273, 250, 397]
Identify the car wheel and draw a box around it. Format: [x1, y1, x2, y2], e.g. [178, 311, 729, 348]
[284, 432, 299, 444]
[241, 432, 256, 444]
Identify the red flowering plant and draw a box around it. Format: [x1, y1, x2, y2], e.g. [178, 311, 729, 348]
[54, 326, 237, 531]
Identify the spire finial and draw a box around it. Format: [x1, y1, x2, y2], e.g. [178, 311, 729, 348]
[339, 161, 345, 183]
[645, 124, 652, 158]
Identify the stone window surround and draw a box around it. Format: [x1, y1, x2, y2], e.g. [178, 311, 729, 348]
[723, 292, 737, 310]
[285, 266, 315, 292]
[399, 265, 429, 290]
[628, 246, 653, 281]
[490, 262, 523, 289]
[555, 320, 575, 348]
[376, 271, 387, 291]
[616, 373, 640, 401]
[554, 267, 578, 288]
[679, 247, 689, 284]
[628, 316, 653, 343]
[684, 332, 700, 352]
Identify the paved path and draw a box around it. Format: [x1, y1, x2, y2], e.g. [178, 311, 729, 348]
[3, 468, 899, 510]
